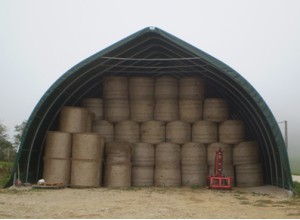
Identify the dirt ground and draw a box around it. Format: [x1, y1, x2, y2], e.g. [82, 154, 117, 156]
[0, 184, 299, 219]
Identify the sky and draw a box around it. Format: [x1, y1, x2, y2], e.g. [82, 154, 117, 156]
[0, 0, 300, 157]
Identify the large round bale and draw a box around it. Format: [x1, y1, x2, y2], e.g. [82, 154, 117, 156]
[70, 133, 104, 187]
[155, 142, 180, 168]
[203, 98, 229, 122]
[43, 158, 71, 186]
[182, 165, 208, 187]
[43, 131, 72, 186]
[192, 120, 218, 144]
[104, 163, 132, 188]
[104, 141, 132, 188]
[130, 99, 154, 122]
[104, 99, 130, 123]
[235, 163, 264, 187]
[155, 143, 181, 186]
[105, 142, 132, 164]
[219, 120, 245, 144]
[140, 120, 165, 144]
[155, 166, 181, 187]
[166, 121, 191, 144]
[115, 120, 139, 143]
[233, 141, 259, 165]
[92, 120, 114, 143]
[44, 131, 72, 159]
[179, 99, 203, 123]
[59, 106, 93, 133]
[154, 99, 179, 122]
[132, 142, 155, 166]
[181, 142, 206, 166]
[132, 166, 154, 187]
[154, 75, 178, 99]
[129, 76, 154, 99]
[103, 76, 128, 99]
[179, 76, 204, 100]
[81, 98, 103, 121]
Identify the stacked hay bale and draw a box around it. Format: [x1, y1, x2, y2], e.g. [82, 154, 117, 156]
[104, 142, 132, 187]
[71, 133, 104, 187]
[43, 131, 72, 186]
[43, 106, 106, 187]
[233, 141, 263, 187]
[178, 77, 206, 186]
[42, 75, 264, 188]
[132, 143, 155, 186]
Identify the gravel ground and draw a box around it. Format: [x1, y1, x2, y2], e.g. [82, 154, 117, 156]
[0, 185, 299, 219]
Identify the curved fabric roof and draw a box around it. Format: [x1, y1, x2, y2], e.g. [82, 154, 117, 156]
[8, 27, 292, 190]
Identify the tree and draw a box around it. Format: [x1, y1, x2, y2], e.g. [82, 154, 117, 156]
[0, 123, 13, 161]
[13, 120, 27, 151]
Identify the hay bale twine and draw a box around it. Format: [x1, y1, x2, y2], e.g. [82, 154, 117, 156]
[44, 131, 72, 159]
[43, 158, 71, 186]
[140, 120, 165, 144]
[203, 98, 229, 122]
[81, 98, 103, 121]
[154, 76, 178, 99]
[103, 76, 128, 99]
[208, 164, 234, 177]
[179, 99, 203, 123]
[59, 106, 92, 133]
[235, 163, 264, 187]
[182, 165, 208, 187]
[156, 143, 180, 168]
[132, 142, 155, 166]
[132, 166, 154, 187]
[192, 120, 218, 144]
[207, 142, 233, 165]
[105, 142, 132, 164]
[92, 120, 114, 143]
[104, 162, 131, 188]
[104, 99, 129, 123]
[129, 77, 154, 99]
[181, 142, 206, 166]
[154, 99, 179, 122]
[166, 121, 191, 144]
[233, 141, 259, 165]
[179, 77, 204, 100]
[130, 99, 154, 122]
[115, 120, 139, 143]
[219, 120, 245, 144]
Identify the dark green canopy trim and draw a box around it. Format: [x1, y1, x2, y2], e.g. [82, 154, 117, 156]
[7, 27, 292, 190]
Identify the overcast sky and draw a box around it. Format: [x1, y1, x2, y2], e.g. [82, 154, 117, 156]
[1, 0, 300, 157]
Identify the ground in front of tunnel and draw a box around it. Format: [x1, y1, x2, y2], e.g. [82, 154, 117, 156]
[0, 186, 299, 218]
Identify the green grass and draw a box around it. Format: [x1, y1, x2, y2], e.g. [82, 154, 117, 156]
[293, 181, 300, 196]
[0, 161, 13, 188]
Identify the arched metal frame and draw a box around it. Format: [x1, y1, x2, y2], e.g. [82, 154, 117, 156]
[8, 27, 292, 190]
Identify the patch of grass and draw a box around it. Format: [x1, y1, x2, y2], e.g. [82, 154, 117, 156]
[293, 181, 300, 196]
[0, 161, 13, 188]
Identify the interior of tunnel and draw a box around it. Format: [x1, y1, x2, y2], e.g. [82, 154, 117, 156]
[8, 27, 292, 190]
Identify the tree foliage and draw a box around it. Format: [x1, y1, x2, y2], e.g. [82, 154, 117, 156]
[0, 120, 27, 161]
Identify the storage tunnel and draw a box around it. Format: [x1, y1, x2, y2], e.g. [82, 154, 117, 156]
[7, 27, 292, 190]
